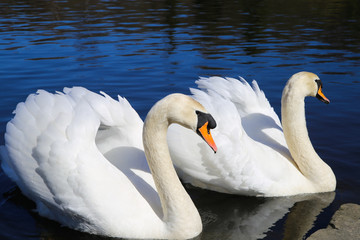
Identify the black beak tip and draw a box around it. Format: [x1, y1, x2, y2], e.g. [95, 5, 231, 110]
[316, 94, 330, 104]
[322, 98, 330, 104]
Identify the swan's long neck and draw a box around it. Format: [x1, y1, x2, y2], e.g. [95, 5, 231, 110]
[142, 102, 201, 238]
[281, 88, 335, 190]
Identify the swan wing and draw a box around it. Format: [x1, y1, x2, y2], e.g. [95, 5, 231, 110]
[169, 77, 299, 196]
[1, 87, 164, 237]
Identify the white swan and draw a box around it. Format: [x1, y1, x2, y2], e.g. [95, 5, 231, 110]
[168, 72, 336, 197]
[0, 88, 217, 239]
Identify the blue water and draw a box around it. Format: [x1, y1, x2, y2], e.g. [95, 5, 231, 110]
[0, 0, 359, 239]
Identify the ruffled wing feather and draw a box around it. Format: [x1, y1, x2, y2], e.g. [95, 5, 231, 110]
[1, 87, 164, 236]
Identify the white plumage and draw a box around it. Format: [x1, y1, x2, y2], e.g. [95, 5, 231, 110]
[0, 88, 217, 239]
[168, 72, 336, 197]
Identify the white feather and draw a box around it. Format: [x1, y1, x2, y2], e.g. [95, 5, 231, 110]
[0, 88, 209, 239]
[0, 87, 164, 237]
[168, 73, 336, 197]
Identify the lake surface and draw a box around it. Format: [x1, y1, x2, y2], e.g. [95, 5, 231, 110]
[0, 0, 359, 239]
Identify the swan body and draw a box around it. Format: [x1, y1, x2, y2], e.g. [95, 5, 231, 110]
[0, 87, 217, 239]
[168, 72, 336, 197]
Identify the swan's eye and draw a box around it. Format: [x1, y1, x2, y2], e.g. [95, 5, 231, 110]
[315, 79, 323, 89]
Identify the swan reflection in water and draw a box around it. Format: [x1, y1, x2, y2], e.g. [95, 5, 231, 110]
[1, 183, 334, 239]
[189, 188, 335, 240]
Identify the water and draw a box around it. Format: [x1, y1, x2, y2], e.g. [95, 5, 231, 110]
[0, 0, 359, 239]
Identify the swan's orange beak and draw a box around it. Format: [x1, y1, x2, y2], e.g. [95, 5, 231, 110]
[316, 85, 330, 104]
[198, 121, 217, 153]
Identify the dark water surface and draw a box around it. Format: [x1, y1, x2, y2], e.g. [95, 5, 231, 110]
[1, 0, 359, 239]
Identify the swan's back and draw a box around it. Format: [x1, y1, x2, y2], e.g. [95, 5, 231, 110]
[0, 87, 155, 235]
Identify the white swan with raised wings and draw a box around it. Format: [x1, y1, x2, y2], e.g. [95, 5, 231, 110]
[0, 88, 217, 239]
[168, 72, 336, 197]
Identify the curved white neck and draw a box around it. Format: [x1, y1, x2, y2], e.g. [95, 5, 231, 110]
[281, 90, 335, 189]
[142, 102, 201, 238]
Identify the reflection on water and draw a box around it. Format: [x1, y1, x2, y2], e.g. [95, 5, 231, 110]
[1, 0, 360, 62]
[190, 189, 335, 240]
[1, 0, 359, 239]
[0, 183, 335, 240]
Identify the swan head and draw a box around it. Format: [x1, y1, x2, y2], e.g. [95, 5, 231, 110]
[195, 110, 217, 153]
[158, 93, 217, 152]
[143, 93, 217, 152]
[285, 71, 330, 104]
